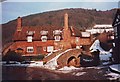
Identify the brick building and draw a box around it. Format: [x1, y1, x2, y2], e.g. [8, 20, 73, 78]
[3, 13, 91, 56]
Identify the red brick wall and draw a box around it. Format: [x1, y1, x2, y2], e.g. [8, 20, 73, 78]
[5, 40, 54, 56]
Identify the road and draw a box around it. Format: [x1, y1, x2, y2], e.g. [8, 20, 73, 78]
[2, 65, 117, 81]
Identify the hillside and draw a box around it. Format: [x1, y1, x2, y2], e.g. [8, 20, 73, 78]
[2, 8, 117, 47]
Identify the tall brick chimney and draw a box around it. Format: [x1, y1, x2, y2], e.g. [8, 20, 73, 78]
[63, 13, 71, 49]
[64, 13, 68, 30]
[17, 17, 22, 31]
[63, 13, 71, 39]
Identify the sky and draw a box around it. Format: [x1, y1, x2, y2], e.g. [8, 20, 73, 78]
[0, 0, 120, 24]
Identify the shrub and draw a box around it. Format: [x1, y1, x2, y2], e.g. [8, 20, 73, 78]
[2, 50, 24, 62]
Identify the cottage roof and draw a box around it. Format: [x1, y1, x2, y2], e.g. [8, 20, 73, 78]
[13, 25, 82, 41]
[13, 25, 62, 41]
[69, 26, 82, 37]
[94, 24, 112, 29]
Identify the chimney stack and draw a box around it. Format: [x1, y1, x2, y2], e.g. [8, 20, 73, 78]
[64, 13, 68, 30]
[17, 17, 22, 31]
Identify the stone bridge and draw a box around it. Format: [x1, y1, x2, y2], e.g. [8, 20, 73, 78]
[43, 49, 82, 67]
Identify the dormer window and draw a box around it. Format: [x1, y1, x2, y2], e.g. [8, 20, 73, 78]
[26, 31, 35, 36]
[53, 30, 62, 35]
[40, 31, 48, 35]
[54, 36, 61, 41]
[53, 30, 62, 41]
[26, 31, 35, 42]
[27, 36, 32, 42]
[41, 36, 47, 42]
[40, 30, 48, 42]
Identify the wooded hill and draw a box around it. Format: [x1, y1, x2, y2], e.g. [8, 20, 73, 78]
[2, 8, 117, 47]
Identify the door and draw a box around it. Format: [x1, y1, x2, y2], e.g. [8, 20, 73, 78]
[37, 46, 42, 54]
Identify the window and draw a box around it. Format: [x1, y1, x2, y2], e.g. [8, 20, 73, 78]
[41, 36, 47, 42]
[27, 47, 34, 53]
[53, 30, 62, 35]
[54, 36, 61, 41]
[47, 46, 54, 52]
[27, 36, 32, 42]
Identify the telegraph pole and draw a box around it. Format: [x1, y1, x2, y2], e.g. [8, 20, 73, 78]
[112, 9, 120, 64]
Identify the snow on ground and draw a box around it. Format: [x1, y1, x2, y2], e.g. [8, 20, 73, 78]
[3, 61, 44, 67]
[43, 64, 57, 70]
[104, 64, 120, 81]
[109, 64, 120, 73]
[3, 61, 120, 80]
[3, 62, 82, 73]
[28, 61, 43, 67]
[55, 66, 84, 73]
[2, 61, 103, 71]
[3, 63, 29, 67]
[86, 66, 104, 70]
[57, 66, 104, 76]
[58, 66, 80, 71]
[72, 72, 86, 76]
[105, 72, 120, 80]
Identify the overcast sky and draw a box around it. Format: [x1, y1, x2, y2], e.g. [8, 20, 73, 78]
[1, 0, 120, 24]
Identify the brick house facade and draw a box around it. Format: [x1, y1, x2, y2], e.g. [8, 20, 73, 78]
[4, 13, 91, 56]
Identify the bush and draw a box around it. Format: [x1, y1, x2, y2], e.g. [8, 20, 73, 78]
[37, 55, 45, 60]
[2, 50, 24, 62]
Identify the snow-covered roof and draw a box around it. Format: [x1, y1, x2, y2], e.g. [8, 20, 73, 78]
[94, 24, 112, 29]
[81, 32, 90, 37]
